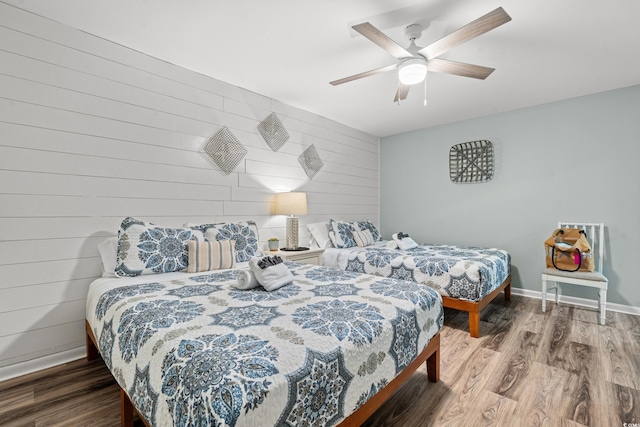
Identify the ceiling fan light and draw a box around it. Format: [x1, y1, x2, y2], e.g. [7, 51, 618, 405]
[398, 58, 427, 85]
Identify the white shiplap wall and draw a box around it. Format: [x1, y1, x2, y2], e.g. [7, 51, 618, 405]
[0, 3, 379, 379]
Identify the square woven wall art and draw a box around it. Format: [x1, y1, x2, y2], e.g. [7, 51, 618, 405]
[298, 144, 324, 180]
[449, 140, 494, 183]
[257, 112, 290, 152]
[199, 126, 247, 175]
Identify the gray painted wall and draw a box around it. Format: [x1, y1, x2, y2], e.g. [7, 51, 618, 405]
[381, 85, 640, 308]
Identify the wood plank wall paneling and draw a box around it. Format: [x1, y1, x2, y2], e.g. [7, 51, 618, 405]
[0, 2, 380, 374]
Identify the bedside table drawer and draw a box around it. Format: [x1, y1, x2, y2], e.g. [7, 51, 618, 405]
[273, 248, 324, 265]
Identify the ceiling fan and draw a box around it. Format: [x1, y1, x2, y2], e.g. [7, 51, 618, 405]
[330, 7, 511, 102]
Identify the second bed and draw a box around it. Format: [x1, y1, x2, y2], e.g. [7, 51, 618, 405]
[324, 242, 511, 338]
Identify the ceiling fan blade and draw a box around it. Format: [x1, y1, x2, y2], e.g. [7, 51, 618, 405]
[352, 22, 413, 60]
[427, 58, 495, 79]
[418, 7, 511, 60]
[330, 64, 397, 86]
[394, 84, 411, 102]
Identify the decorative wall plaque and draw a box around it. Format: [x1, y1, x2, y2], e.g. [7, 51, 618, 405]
[298, 144, 324, 180]
[199, 126, 247, 175]
[449, 140, 494, 183]
[257, 112, 289, 151]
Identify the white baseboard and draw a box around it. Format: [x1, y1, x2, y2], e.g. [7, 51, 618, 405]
[511, 288, 640, 316]
[0, 347, 85, 383]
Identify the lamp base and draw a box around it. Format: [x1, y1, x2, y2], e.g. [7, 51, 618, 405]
[285, 216, 299, 250]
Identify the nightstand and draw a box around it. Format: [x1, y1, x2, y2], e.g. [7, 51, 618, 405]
[272, 248, 325, 266]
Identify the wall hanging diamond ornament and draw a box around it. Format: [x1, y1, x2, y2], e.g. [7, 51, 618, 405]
[449, 140, 494, 183]
[257, 112, 289, 151]
[199, 126, 247, 175]
[298, 144, 324, 180]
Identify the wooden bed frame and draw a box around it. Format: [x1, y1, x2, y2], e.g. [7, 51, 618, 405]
[86, 321, 440, 427]
[442, 275, 511, 338]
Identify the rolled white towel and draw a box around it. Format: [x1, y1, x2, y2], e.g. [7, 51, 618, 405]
[232, 269, 260, 290]
[248, 257, 294, 291]
[386, 239, 398, 249]
[397, 236, 418, 250]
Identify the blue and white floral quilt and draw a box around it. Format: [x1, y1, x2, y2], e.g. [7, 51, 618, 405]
[86, 262, 443, 427]
[324, 243, 510, 302]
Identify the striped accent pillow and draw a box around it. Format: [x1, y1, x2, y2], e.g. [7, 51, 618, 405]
[187, 240, 236, 273]
[352, 229, 375, 247]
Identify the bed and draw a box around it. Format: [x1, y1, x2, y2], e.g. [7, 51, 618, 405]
[85, 261, 443, 427]
[322, 237, 511, 338]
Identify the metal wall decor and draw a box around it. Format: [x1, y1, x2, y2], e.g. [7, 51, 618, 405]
[298, 144, 324, 180]
[449, 140, 494, 183]
[257, 112, 290, 152]
[199, 126, 247, 175]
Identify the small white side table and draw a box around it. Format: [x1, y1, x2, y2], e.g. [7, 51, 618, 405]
[271, 248, 325, 266]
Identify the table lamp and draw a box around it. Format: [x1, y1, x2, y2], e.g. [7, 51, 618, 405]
[274, 192, 308, 250]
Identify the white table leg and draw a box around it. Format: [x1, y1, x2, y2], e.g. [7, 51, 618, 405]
[541, 277, 547, 312]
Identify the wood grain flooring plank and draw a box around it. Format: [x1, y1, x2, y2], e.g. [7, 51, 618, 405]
[571, 305, 602, 325]
[438, 328, 478, 383]
[546, 418, 588, 427]
[468, 391, 517, 427]
[362, 370, 454, 427]
[435, 348, 501, 425]
[0, 359, 119, 426]
[549, 304, 575, 321]
[490, 330, 540, 401]
[613, 382, 640, 425]
[0, 388, 34, 416]
[536, 315, 572, 367]
[614, 310, 640, 334]
[0, 419, 36, 427]
[501, 294, 536, 312]
[567, 319, 599, 347]
[616, 311, 640, 356]
[561, 370, 594, 426]
[522, 312, 545, 334]
[598, 325, 640, 390]
[553, 342, 599, 378]
[33, 385, 120, 427]
[479, 306, 518, 353]
[510, 361, 570, 427]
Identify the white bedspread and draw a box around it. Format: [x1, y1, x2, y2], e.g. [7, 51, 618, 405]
[324, 242, 510, 302]
[86, 261, 443, 426]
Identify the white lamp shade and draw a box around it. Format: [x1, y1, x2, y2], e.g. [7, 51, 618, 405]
[398, 58, 427, 85]
[274, 192, 307, 216]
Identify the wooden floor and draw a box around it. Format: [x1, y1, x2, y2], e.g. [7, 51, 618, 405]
[1, 294, 639, 426]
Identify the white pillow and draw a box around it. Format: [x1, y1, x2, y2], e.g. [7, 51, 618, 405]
[307, 222, 333, 248]
[97, 237, 118, 278]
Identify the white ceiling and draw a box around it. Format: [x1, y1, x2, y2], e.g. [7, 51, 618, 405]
[7, 0, 640, 137]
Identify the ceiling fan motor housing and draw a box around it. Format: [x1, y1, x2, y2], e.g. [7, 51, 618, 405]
[404, 24, 423, 42]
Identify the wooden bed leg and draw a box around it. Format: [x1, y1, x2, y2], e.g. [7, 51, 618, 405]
[86, 333, 99, 361]
[85, 321, 100, 361]
[120, 389, 134, 427]
[426, 334, 440, 382]
[504, 282, 511, 301]
[469, 310, 480, 338]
